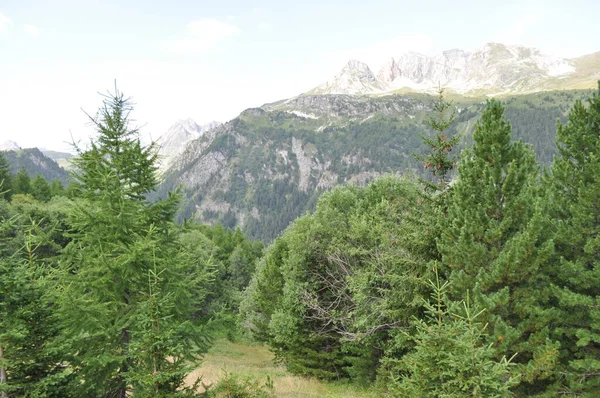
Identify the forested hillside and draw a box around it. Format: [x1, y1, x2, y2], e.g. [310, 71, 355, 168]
[159, 89, 593, 242]
[1, 85, 599, 397]
[2, 148, 70, 186]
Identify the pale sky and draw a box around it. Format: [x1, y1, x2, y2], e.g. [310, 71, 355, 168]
[1, 0, 599, 151]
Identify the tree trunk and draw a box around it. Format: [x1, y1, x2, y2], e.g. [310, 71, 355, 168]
[0, 345, 7, 398]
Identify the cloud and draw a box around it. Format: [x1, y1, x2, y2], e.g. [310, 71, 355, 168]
[162, 18, 240, 54]
[0, 12, 13, 34]
[23, 24, 39, 37]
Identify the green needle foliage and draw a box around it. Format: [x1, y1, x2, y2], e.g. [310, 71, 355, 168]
[55, 88, 212, 397]
[393, 271, 518, 397]
[0, 206, 71, 397]
[547, 83, 600, 395]
[439, 99, 557, 393]
[414, 87, 461, 191]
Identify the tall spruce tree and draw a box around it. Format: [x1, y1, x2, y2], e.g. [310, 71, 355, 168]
[547, 83, 600, 394]
[438, 100, 556, 393]
[55, 88, 211, 397]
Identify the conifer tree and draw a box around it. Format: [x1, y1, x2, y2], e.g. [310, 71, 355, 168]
[438, 99, 556, 393]
[0, 207, 71, 397]
[56, 88, 211, 397]
[49, 179, 65, 198]
[31, 175, 52, 202]
[0, 154, 12, 201]
[13, 168, 31, 196]
[547, 83, 600, 394]
[415, 87, 461, 191]
[394, 272, 518, 397]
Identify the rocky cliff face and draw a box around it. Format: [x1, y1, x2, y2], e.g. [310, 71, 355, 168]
[310, 60, 386, 95]
[311, 43, 596, 96]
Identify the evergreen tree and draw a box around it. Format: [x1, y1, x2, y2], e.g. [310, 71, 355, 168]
[0, 153, 12, 201]
[546, 83, 600, 394]
[438, 100, 557, 393]
[55, 88, 211, 397]
[50, 179, 66, 198]
[31, 174, 52, 202]
[13, 168, 31, 196]
[414, 87, 461, 191]
[0, 205, 72, 397]
[394, 272, 518, 397]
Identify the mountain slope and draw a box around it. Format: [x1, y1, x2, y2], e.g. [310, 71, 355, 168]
[158, 89, 592, 242]
[2, 148, 71, 185]
[311, 43, 599, 96]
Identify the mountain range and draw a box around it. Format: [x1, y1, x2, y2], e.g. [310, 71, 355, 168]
[309, 42, 600, 96]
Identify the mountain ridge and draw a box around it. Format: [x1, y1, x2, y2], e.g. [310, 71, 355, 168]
[309, 42, 599, 97]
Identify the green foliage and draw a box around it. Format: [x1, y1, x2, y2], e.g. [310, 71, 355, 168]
[415, 87, 461, 190]
[392, 272, 518, 397]
[14, 167, 31, 195]
[31, 174, 52, 202]
[209, 371, 274, 398]
[55, 88, 213, 397]
[0, 202, 73, 397]
[439, 99, 558, 393]
[546, 83, 600, 395]
[245, 176, 432, 382]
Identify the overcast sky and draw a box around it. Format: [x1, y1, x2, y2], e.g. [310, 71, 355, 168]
[1, 0, 599, 151]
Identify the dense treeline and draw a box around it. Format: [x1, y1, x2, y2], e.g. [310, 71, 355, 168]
[243, 86, 600, 396]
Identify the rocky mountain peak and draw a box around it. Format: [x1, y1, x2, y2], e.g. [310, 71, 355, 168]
[309, 59, 384, 95]
[157, 118, 221, 171]
[0, 140, 21, 151]
[310, 42, 588, 96]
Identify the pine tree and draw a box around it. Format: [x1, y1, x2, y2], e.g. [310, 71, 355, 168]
[438, 100, 557, 393]
[55, 88, 211, 397]
[546, 83, 600, 394]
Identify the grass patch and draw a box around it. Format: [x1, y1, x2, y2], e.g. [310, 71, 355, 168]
[185, 339, 382, 397]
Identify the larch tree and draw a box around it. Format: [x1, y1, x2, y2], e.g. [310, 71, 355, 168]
[55, 88, 212, 397]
